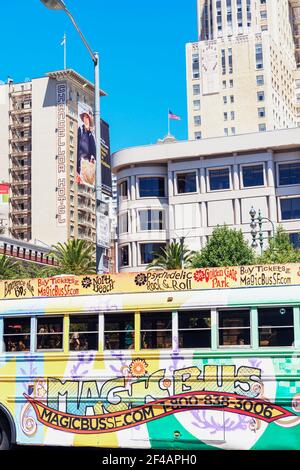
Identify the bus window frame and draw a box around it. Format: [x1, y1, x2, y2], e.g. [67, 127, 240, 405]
[103, 311, 135, 352]
[140, 310, 173, 351]
[36, 315, 64, 353]
[217, 308, 252, 349]
[2, 315, 31, 354]
[257, 305, 295, 349]
[69, 313, 99, 353]
[177, 309, 212, 350]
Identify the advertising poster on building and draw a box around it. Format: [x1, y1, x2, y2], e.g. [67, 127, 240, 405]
[77, 101, 96, 188]
[0, 183, 9, 235]
[77, 103, 112, 195]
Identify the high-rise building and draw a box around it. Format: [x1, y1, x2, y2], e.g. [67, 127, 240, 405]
[0, 70, 112, 259]
[186, 0, 300, 140]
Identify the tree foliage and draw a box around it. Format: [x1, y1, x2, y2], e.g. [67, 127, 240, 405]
[257, 226, 300, 264]
[191, 225, 255, 268]
[147, 241, 193, 270]
[49, 239, 96, 275]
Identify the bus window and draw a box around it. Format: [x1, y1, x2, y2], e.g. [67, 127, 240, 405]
[70, 315, 98, 351]
[104, 313, 134, 350]
[218, 310, 250, 347]
[140, 312, 172, 349]
[3, 317, 30, 352]
[37, 317, 63, 351]
[178, 311, 211, 348]
[258, 307, 294, 347]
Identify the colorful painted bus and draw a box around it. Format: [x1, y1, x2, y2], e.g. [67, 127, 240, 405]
[0, 263, 300, 450]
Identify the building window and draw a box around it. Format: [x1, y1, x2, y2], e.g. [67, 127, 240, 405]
[258, 107, 265, 117]
[222, 80, 227, 89]
[258, 123, 266, 132]
[255, 43, 264, 69]
[260, 10, 267, 19]
[118, 212, 128, 234]
[209, 168, 230, 190]
[230, 95, 234, 103]
[280, 198, 300, 220]
[104, 314, 134, 350]
[258, 307, 294, 347]
[69, 315, 98, 351]
[194, 115, 201, 126]
[278, 163, 300, 186]
[176, 171, 197, 194]
[218, 310, 251, 347]
[289, 233, 300, 249]
[140, 243, 166, 264]
[223, 96, 228, 104]
[139, 177, 165, 198]
[141, 312, 172, 349]
[193, 84, 200, 95]
[119, 245, 129, 267]
[229, 79, 234, 87]
[3, 317, 31, 352]
[118, 180, 128, 200]
[195, 131, 202, 140]
[256, 75, 264, 85]
[224, 128, 228, 136]
[257, 91, 265, 101]
[221, 49, 226, 74]
[242, 164, 264, 187]
[228, 48, 233, 73]
[237, 0, 243, 27]
[192, 53, 200, 79]
[139, 210, 164, 230]
[230, 111, 235, 120]
[231, 127, 236, 135]
[224, 112, 228, 121]
[193, 100, 201, 111]
[36, 317, 63, 350]
[178, 311, 211, 348]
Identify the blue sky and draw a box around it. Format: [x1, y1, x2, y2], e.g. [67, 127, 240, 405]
[1, 0, 197, 152]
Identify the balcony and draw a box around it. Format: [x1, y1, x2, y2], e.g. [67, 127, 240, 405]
[10, 193, 31, 201]
[9, 122, 31, 130]
[10, 180, 31, 188]
[11, 207, 31, 216]
[9, 108, 31, 116]
[10, 88, 32, 97]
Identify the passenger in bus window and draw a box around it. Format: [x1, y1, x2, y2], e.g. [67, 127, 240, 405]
[70, 332, 81, 351]
[124, 322, 134, 349]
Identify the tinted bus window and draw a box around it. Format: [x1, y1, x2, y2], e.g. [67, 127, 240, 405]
[258, 307, 294, 347]
[104, 314, 134, 350]
[4, 317, 30, 352]
[70, 315, 98, 351]
[37, 317, 63, 350]
[141, 312, 172, 349]
[178, 311, 211, 348]
[218, 310, 250, 346]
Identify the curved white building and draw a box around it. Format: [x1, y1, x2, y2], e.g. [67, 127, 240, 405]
[112, 128, 300, 272]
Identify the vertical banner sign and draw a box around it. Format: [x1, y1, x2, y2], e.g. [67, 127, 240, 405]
[56, 83, 67, 227]
[77, 101, 96, 188]
[100, 120, 112, 196]
[0, 183, 9, 234]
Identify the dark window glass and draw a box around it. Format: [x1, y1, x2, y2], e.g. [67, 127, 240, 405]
[140, 243, 166, 264]
[219, 310, 250, 346]
[4, 317, 30, 352]
[258, 307, 294, 347]
[104, 314, 134, 350]
[242, 165, 264, 187]
[141, 312, 172, 349]
[139, 177, 165, 197]
[289, 233, 300, 249]
[279, 163, 300, 186]
[69, 315, 98, 351]
[281, 198, 300, 220]
[178, 311, 211, 348]
[120, 245, 129, 267]
[37, 317, 63, 350]
[177, 172, 197, 194]
[118, 180, 128, 199]
[209, 168, 230, 190]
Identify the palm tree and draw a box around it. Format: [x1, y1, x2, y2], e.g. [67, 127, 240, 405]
[147, 241, 193, 270]
[49, 239, 96, 275]
[0, 255, 18, 280]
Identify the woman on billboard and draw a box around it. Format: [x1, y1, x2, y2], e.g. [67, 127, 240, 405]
[77, 110, 96, 186]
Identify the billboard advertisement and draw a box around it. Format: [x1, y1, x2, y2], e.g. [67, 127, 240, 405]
[77, 102, 112, 196]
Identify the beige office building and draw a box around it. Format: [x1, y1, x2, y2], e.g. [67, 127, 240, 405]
[0, 70, 110, 250]
[186, 0, 300, 140]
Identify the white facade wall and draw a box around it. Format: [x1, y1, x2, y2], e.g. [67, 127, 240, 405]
[113, 128, 300, 272]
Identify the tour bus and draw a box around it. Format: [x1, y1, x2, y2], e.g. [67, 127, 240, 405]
[0, 263, 300, 450]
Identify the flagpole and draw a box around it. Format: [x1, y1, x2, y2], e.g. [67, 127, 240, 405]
[167, 109, 170, 135]
[64, 32, 67, 70]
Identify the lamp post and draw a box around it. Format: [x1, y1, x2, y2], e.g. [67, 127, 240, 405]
[249, 207, 275, 254]
[40, 0, 104, 274]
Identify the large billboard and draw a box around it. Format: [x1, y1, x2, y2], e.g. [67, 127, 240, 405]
[77, 102, 112, 196]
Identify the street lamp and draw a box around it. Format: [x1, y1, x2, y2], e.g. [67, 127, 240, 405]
[249, 207, 275, 253]
[40, 0, 104, 274]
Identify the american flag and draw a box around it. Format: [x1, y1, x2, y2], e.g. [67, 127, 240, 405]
[168, 110, 181, 121]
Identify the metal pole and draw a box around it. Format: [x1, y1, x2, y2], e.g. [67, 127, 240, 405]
[180, 236, 184, 269]
[63, 32, 67, 70]
[94, 52, 104, 274]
